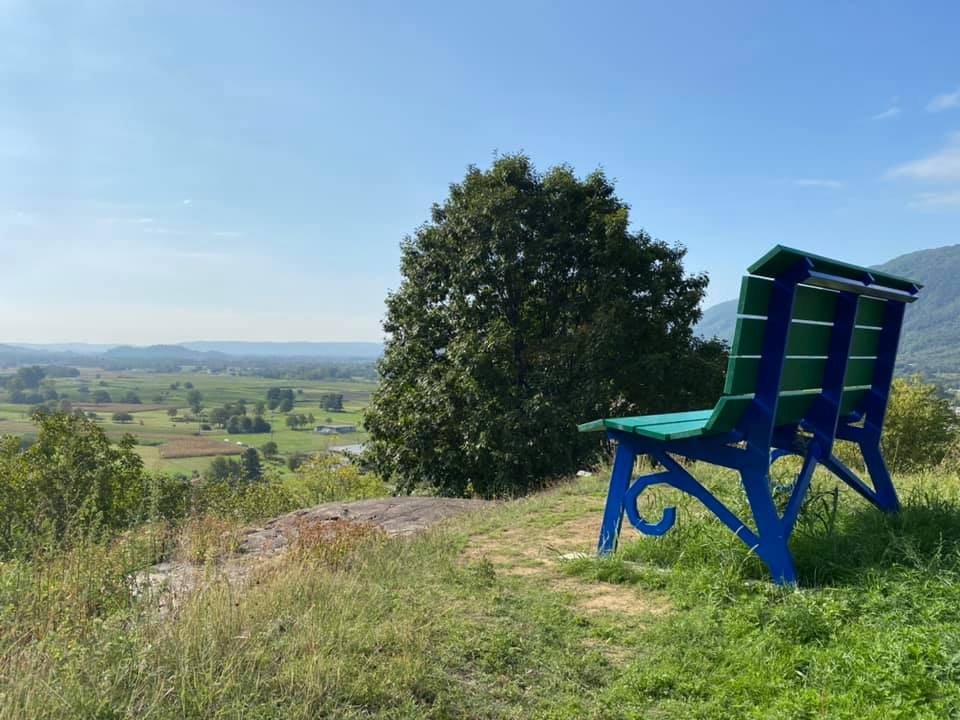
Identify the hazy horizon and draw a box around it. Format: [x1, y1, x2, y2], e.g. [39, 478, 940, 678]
[6, 340, 385, 347]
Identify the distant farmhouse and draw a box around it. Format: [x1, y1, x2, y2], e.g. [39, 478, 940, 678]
[314, 424, 356, 434]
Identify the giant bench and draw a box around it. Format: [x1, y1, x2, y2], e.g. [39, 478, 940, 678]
[578, 245, 922, 584]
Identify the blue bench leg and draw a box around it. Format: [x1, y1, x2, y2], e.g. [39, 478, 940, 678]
[862, 442, 900, 512]
[598, 444, 635, 555]
[740, 465, 797, 585]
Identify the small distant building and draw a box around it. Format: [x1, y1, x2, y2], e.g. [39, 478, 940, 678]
[314, 424, 356, 434]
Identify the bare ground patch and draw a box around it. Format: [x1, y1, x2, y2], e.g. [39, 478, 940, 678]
[465, 497, 672, 619]
[75, 403, 167, 413]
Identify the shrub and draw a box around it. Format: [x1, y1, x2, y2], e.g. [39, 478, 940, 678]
[192, 479, 298, 522]
[882, 375, 957, 471]
[261, 441, 279, 459]
[206, 456, 243, 484]
[291, 454, 385, 506]
[0, 411, 148, 557]
[142, 473, 192, 522]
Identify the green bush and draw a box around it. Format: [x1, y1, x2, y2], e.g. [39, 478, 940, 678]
[0, 411, 190, 558]
[192, 478, 298, 522]
[289, 454, 385, 506]
[832, 375, 958, 473]
[882, 375, 957, 471]
[0, 411, 147, 556]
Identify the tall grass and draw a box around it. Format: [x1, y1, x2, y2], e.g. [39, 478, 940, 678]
[3, 466, 960, 718]
[0, 524, 611, 719]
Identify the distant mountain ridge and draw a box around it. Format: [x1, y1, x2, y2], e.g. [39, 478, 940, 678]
[696, 243, 960, 374]
[0, 340, 384, 365]
[180, 341, 382, 359]
[103, 345, 228, 361]
[12, 343, 117, 355]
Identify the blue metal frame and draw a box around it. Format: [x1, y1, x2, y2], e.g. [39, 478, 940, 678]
[597, 257, 918, 585]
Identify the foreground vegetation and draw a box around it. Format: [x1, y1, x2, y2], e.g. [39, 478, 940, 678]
[3, 456, 960, 718]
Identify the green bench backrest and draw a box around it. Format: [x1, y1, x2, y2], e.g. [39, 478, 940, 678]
[703, 276, 889, 434]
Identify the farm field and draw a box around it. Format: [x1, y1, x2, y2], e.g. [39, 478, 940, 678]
[0, 369, 376, 476]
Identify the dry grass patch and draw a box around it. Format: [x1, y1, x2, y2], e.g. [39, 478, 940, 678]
[75, 403, 166, 413]
[159, 438, 245, 458]
[464, 488, 673, 619]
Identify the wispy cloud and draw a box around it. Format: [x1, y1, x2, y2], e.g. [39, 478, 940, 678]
[908, 189, 960, 209]
[793, 178, 845, 189]
[872, 106, 901, 120]
[886, 131, 960, 181]
[927, 87, 960, 113]
[872, 97, 901, 120]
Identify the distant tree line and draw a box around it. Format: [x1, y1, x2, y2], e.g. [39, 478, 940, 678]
[1, 366, 59, 404]
[252, 362, 377, 381]
[266, 387, 296, 412]
[207, 399, 271, 434]
[285, 413, 316, 430]
[206, 449, 263, 484]
[319, 393, 344, 411]
[95, 358, 378, 380]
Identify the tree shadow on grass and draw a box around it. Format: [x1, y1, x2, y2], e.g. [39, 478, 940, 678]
[790, 487, 960, 587]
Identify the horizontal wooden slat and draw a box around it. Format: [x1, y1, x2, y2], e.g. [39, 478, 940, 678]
[731, 318, 881, 358]
[724, 356, 825, 394]
[737, 277, 838, 321]
[578, 409, 714, 434]
[705, 394, 752, 433]
[724, 355, 877, 395]
[856, 297, 887, 327]
[850, 326, 880, 356]
[616, 418, 711, 441]
[706, 387, 871, 433]
[736, 276, 889, 327]
[844, 357, 876, 386]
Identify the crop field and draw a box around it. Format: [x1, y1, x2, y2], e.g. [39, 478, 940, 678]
[157, 438, 245, 459]
[0, 369, 377, 476]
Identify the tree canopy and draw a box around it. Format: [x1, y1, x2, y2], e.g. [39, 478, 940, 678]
[364, 155, 726, 498]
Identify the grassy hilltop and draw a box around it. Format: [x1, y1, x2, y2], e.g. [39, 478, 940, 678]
[4, 461, 960, 718]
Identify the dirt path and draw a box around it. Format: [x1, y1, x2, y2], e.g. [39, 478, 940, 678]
[463, 489, 673, 620]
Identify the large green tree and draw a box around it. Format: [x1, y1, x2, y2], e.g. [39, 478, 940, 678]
[364, 155, 726, 498]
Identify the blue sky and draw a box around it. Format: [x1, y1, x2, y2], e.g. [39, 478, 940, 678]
[2, 1, 959, 344]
